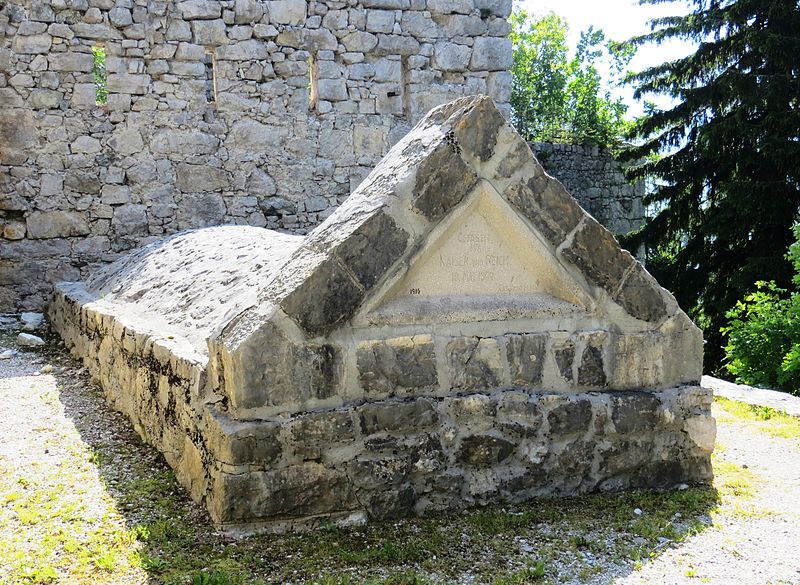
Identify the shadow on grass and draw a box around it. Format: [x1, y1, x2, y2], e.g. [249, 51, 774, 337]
[40, 338, 721, 585]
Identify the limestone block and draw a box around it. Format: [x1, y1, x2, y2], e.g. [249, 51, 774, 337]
[177, 193, 227, 228]
[376, 34, 420, 55]
[3, 222, 26, 240]
[359, 398, 438, 435]
[288, 410, 355, 460]
[203, 408, 282, 467]
[71, 83, 98, 109]
[151, 129, 219, 155]
[432, 41, 472, 72]
[357, 336, 438, 396]
[317, 78, 348, 102]
[64, 170, 101, 194]
[217, 320, 341, 411]
[506, 334, 546, 386]
[470, 37, 512, 71]
[474, 0, 513, 17]
[456, 434, 516, 466]
[109, 127, 144, 155]
[428, 0, 473, 14]
[49, 52, 94, 72]
[28, 89, 61, 109]
[412, 142, 478, 220]
[11, 33, 52, 54]
[268, 0, 307, 25]
[447, 337, 503, 391]
[178, 0, 222, 20]
[107, 73, 151, 95]
[227, 119, 286, 152]
[611, 392, 662, 434]
[342, 31, 379, 53]
[111, 204, 148, 236]
[366, 10, 395, 33]
[71, 135, 102, 154]
[362, 0, 410, 8]
[191, 20, 228, 45]
[27, 211, 90, 239]
[109, 7, 133, 27]
[234, 0, 264, 24]
[401, 12, 437, 37]
[547, 398, 592, 435]
[101, 185, 131, 205]
[175, 164, 230, 192]
[613, 262, 669, 323]
[216, 40, 269, 60]
[577, 331, 607, 388]
[166, 20, 192, 41]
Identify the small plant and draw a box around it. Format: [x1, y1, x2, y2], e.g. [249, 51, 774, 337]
[92, 46, 107, 105]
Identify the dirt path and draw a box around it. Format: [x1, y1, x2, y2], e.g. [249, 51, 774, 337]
[616, 404, 800, 585]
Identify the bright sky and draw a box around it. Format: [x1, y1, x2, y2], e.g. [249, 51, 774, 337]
[514, 0, 697, 116]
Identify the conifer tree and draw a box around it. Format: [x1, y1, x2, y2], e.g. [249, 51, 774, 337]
[621, 0, 800, 368]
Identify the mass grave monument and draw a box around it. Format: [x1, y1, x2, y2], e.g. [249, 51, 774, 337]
[49, 95, 715, 534]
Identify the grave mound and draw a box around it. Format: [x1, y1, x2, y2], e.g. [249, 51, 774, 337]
[50, 96, 715, 534]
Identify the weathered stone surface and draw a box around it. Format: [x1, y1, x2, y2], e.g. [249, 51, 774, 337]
[45, 96, 708, 534]
[447, 337, 502, 391]
[548, 399, 592, 435]
[506, 334, 546, 385]
[470, 37, 512, 71]
[26, 211, 89, 239]
[357, 336, 437, 396]
[359, 399, 437, 435]
[412, 142, 478, 220]
[456, 434, 515, 466]
[269, 0, 307, 25]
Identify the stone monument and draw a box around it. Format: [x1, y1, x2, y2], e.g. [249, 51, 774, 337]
[49, 96, 715, 534]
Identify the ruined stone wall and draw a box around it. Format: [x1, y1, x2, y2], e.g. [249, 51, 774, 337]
[0, 0, 513, 311]
[532, 142, 645, 237]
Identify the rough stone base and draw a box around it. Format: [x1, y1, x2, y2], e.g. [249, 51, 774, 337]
[49, 285, 715, 535]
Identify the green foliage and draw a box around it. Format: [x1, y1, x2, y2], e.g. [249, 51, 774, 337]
[510, 10, 633, 148]
[619, 0, 800, 369]
[722, 227, 800, 393]
[92, 46, 107, 104]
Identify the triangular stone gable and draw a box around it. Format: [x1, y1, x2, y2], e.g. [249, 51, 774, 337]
[208, 95, 699, 419]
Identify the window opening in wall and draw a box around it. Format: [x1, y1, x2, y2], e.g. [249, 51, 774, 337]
[92, 44, 107, 105]
[204, 49, 217, 103]
[308, 54, 318, 112]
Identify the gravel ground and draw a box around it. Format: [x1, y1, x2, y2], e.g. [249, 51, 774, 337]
[1, 326, 799, 584]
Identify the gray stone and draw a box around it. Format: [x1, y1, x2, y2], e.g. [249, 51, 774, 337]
[547, 399, 592, 435]
[151, 129, 219, 155]
[447, 337, 502, 391]
[11, 34, 52, 54]
[21, 312, 45, 330]
[359, 398, 437, 435]
[27, 211, 89, 239]
[111, 204, 148, 236]
[191, 20, 228, 45]
[316, 78, 348, 102]
[432, 41, 471, 72]
[109, 7, 133, 27]
[470, 37, 512, 71]
[507, 334, 546, 385]
[289, 410, 354, 460]
[268, 0, 307, 25]
[562, 218, 634, 296]
[107, 73, 151, 95]
[413, 142, 477, 220]
[342, 31, 379, 52]
[457, 434, 515, 466]
[234, 0, 264, 24]
[28, 89, 61, 109]
[18, 332, 45, 347]
[48, 52, 94, 72]
[216, 40, 268, 60]
[554, 341, 574, 383]
[178, 0, 222, 19]
[175, 164, 229, 192]
[612, 392, 661, 434]
[357, 336, 437, 396]
[578, 336, 607, 387]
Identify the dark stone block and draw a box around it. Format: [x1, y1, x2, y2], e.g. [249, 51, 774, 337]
[226, 424, 282, 467]
[456, 433, 516, 466]
[215, 464, 356, 522]
[281, 257, 365, 336]
[614, 263, 668, 323]
[554, 341, 575, 382]
[447, 337, 502, 391]
[359, 398, 438, 435]
[412, 142, 478, 221]
[496, 397, 542, 438]
[504, 175, 583, 248]
[547, 399, 592, 435]
[334, 212, 409, 289]
[507, 334, 546, 385]
[578, 345, 606, 387]
[357, 336, 438, 396]
[561, 218, 635, 295]
[611, 392, 661, 434]
[452, 97, 505, 162]
[363, 484, 417, 519]
[289, 410, 355, 460]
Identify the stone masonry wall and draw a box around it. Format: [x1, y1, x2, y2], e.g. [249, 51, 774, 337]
[0, 0, 513, 311]
[532, 142, 645, 237]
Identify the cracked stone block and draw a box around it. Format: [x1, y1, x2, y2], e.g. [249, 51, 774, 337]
[507, 334, 546, 386]
[357, 335, 437, 396]
[447, 337, 502, 391]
